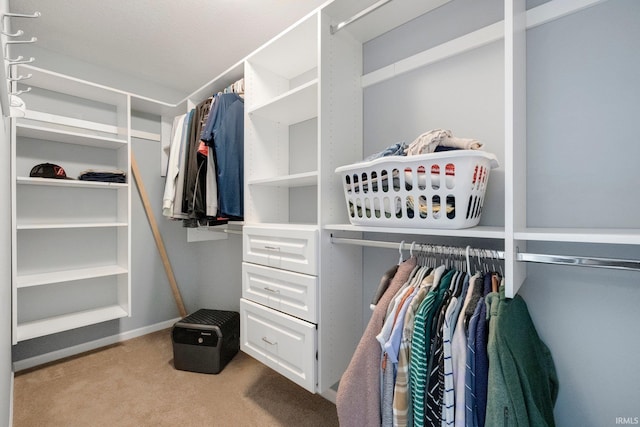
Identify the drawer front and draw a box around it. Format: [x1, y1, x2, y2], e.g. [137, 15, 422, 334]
[243, 225, 318, 275]
[240, 298, 316, 393]
[243, 262, 318, 323]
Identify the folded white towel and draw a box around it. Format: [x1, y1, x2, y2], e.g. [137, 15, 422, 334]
[441, 136, 483, 150]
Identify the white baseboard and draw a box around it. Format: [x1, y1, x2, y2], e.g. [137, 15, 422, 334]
[12, 317, 181, 372]
[320, 387, 337, 404]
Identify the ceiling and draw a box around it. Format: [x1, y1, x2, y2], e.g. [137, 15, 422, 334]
[8, 0, 328, 100]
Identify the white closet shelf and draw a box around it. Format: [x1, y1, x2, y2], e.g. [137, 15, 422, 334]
[325, 223, 506, 239]
[16, 265, 128, 289]
[248, 79, 318, 125]
[209, 220, 245, 234]
[247, 15, 317, 79]
[360, 0, 608, 88]
[514, 228, 640, 245]
[20, 64, 127, 107]
[16, 305, 129, 342]
[248, 171, 318, 187]
[17, 222, 128, 230]
[16, 120, 127, 149]
[17, 177, 127, 189]
[131, 129, 160, 142]
[20, 110, 125, 140]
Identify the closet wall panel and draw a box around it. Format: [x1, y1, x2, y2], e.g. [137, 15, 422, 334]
[362, 0, 504, 74]
[363, 41, 505, 228]
[519, 244, 640, 427]
[521, 2, 640, 425]
[526, 0, 640, 229]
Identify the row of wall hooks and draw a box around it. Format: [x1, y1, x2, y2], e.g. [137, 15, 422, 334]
[0, 8, 40, 117]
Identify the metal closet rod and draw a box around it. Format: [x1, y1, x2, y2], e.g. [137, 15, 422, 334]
[330, 235, 505, 259]
[330, 0, 392, 34]
[329, 235, 640, 272]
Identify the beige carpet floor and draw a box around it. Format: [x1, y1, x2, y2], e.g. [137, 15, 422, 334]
[13, 329, 339, 427]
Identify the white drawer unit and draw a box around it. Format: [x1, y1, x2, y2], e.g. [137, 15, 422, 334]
[243, 225, 318, 275]
[240, 298, 317, 392]
[242, 262, 317, 323]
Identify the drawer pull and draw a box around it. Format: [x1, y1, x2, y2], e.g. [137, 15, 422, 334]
[264, 286, 280, 293]
[261, 337, 277, 345]
[264, 245, 281, 251]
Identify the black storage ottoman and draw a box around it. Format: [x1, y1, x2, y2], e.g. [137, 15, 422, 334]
[171, 309, 240, 374]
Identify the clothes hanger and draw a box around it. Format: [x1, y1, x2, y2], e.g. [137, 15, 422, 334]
[398, 240, 405, 264]
[465, 245, 472, 274]
[491, 249, 503, 293]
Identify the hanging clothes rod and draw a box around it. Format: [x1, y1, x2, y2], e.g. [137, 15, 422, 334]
[329, 235, 640, 272]
[517, 252, 640, 271]
[330, 235, 504, 259]
[330, 0, 392, 34]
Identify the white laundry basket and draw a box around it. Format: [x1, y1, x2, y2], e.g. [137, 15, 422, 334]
[335, 150, 499, 229]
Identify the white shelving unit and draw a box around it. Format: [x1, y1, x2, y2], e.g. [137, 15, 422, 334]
[241, 0, 462, 397]
[312, 0, 633, 398]
[241, 12, 321, 393]
[11, 65, 131, 344]
[244, 13, 320, 226]
[248, 79, 318, 124]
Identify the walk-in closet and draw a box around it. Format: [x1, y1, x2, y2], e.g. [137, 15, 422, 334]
[1, 0, 639, 426]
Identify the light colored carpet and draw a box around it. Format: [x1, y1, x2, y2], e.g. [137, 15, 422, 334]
[13, 329, 339, 427]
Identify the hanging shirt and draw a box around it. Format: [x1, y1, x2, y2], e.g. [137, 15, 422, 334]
[380, 272, 423, 427]
[424, 271, 457, 427]
[213, 97, 244, 218]
[473, 273, 493, 427]
[452, 274, 479, 427]
[410, 269, 454, 427]
[441, 288, 463, 426]
[393, 268, 439, 427]
[484, 283, 558, 427]
[465, 297, 484, 427]
[201, 93, 244, 219]
[182, 100, 211, 220]
[162, 114, 187, 217]
[336, 257, 417, 427]
[172, 110, 194, 219]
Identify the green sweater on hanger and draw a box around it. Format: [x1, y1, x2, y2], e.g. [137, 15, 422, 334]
[485, 285, 559, 427]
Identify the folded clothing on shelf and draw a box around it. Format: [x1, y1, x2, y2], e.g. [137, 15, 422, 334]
[405, 129, 483, 155]
[78, 169, 127, 183]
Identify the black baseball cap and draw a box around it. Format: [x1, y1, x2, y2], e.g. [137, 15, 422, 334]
[29, 163, 72, 179]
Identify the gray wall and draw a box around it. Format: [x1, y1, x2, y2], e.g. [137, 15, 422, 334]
[19, 45, 186, 104]
[522, 2, 640, 424]
[362, 0, 640, 426]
